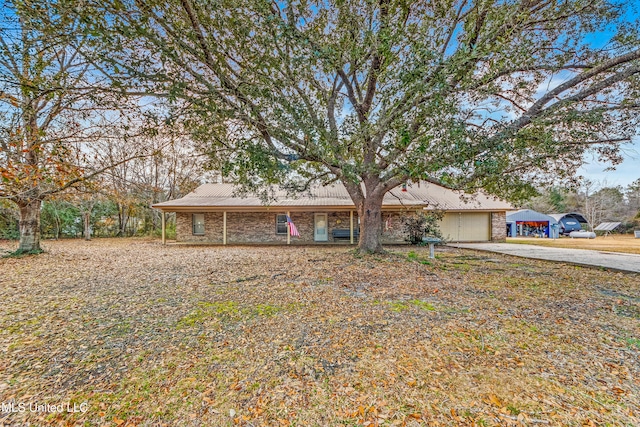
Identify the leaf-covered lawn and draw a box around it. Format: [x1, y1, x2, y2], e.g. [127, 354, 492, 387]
[1, 239, 638, 426]
[507, 235, 640, 255]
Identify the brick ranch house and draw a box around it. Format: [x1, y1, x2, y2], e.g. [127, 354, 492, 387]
[152, 182, 510, 245]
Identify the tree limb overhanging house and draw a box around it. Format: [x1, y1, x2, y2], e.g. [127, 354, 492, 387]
[152, 182, 511, 245]
[85, 0, 640, 253]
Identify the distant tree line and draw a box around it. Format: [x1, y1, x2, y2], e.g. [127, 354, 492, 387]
[524, 179, 640, 233]
[1, 198, 135, 240]
[0, 135, 206, 241]
[2, 198, 172, 241]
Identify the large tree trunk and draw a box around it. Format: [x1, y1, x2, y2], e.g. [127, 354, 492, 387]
[357, 195, 385, 253]
[18, 199, 42, 253]
[83, 211, 91, 241]
[118, 205, 130, 237]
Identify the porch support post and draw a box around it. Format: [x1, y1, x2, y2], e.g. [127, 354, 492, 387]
[161, 211, 166, 245]
[223, 211, 227, 245]
[350, 210, 354, 244]
[287, 211, 291, 245]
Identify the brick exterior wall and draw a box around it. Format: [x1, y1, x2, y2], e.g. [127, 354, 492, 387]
[491, 211, 507, 242]
[381, 211, 411, 243]
[176, 211, 402, 244]
[175, 210, 505, 244]
[176, 212, 224, 242]
[228, 212, 289, 243]
[324, 212, 358, 243]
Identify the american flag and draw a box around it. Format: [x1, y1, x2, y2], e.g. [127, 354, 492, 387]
[286, 215, 300, 237]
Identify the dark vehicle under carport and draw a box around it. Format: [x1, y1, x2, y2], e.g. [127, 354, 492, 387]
[548, 213, 588, 236]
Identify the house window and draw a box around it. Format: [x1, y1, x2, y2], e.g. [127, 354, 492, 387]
[276, 214, 288, 234]
[192, 213, 205, 235]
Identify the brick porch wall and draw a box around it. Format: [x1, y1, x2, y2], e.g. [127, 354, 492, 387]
[227, 212, 301, 243]
[175, 212, 223, 242]
[381, 211, 411, 243]
[491, 211, 507, 242]
[175, 210, 502, 243]
[325, 212, 357, 242]
[175, 211, 372, 244]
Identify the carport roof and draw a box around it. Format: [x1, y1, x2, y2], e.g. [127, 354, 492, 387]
[506, 209, 557, 223]
[548, 212, 588, 223]
[152, 182, 513, 212]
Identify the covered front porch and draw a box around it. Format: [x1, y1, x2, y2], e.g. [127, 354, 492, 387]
[155, 208, 410, 245]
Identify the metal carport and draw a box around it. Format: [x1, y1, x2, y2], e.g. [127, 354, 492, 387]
[506, 209, 559, 238]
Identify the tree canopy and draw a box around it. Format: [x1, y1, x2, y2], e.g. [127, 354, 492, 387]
[0, 0, 164, 252]
[77, 0, 640, 250]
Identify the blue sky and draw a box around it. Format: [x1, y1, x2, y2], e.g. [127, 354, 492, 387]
[576, 2, 640, 188]
[579, 140, 639, 187]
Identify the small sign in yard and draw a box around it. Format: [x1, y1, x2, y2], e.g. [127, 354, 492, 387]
[635, 230, 640, 238]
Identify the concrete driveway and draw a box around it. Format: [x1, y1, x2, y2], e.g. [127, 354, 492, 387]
[450, 243, 640, 273]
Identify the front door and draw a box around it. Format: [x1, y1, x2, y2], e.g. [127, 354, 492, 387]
[314, 213, 328, 241]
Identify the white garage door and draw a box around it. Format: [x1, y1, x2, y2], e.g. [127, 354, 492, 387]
[440, 212, 490, 242]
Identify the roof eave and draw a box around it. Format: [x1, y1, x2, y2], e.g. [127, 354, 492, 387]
[152, 204, 510, 213]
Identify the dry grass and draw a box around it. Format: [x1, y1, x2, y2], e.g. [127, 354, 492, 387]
[507, 234, 640, 255]
[0, 238, 639, 426]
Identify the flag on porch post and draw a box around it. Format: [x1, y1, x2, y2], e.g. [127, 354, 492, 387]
[286, 215, 300, 237]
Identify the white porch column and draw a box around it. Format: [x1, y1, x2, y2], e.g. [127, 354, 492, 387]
[161, 212, 166, 245]
[223, 211, 227, 245]
[287, 211, 291, 245]
[350, 211, 354, 244]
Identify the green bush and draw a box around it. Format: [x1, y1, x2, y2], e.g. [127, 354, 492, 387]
[40, 201, 82, 239]
[0, 203, 19, 240]
[401, 211, 444, 244]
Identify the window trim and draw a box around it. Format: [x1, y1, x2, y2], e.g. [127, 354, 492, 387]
[192, 213, 205, 235]
[276, 214, 288, 235]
